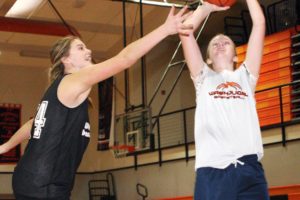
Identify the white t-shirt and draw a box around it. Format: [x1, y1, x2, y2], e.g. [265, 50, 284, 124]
[191, 63, 263, 169]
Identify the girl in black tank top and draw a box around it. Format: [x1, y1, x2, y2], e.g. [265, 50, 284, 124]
[0, 7, 193, 199]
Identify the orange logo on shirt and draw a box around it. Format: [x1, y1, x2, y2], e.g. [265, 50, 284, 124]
[209, 82, 248, 99]
[216, 82, 242, 90]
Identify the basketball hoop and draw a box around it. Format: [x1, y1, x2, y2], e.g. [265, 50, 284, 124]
[111, 145, 135, 158]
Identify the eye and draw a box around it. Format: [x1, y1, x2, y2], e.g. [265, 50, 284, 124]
[212, 43, 218, 48]
[224, 41, 230, 45]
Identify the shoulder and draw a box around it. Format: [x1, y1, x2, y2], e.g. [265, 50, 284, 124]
[237, 63, 258, 79]
[191, 64, 214, 81]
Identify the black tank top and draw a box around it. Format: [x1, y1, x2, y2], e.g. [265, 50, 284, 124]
[13, 75, 90, 198]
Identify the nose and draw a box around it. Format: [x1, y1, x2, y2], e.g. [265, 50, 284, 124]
[87, 48, 92, 54]
[219, 42, 225, 47]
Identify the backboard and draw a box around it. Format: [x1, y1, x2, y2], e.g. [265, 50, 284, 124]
[113, 107, 153, 156]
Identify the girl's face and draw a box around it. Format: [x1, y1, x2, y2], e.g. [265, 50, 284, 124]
[207, 35, 236, 69]
[64, 39, 92, 71]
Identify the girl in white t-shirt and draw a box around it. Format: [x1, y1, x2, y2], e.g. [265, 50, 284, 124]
[180, 1, 269, 200]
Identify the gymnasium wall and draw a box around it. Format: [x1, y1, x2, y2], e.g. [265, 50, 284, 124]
[0, 65, 48, 170]
[0, 34, 299, 199]
[0, 65, 47, 193]
[71, 140, 300, 200]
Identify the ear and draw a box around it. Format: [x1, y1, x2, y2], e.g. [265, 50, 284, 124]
[233, 56, 238, 63]
[206, 58, 212, 65]
[61, 56, 70, 65]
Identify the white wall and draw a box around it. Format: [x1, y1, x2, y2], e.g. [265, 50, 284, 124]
[0, 65, 48, 172]
[71, 140, 300, 200]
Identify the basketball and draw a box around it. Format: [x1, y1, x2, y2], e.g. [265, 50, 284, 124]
[206, 0, 237, 7]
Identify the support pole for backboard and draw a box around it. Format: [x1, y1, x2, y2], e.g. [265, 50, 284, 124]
[122, 0, 130, 111]
[139, 0, 147, 108]
[150, 14, 210, 128]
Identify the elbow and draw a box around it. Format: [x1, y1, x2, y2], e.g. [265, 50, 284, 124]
[259, 18, 266, 26]
[254, 15, 266, 27]
[117, 51, 136, 69]
[253, 18, 266, 32]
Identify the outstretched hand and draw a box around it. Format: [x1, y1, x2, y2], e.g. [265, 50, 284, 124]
[163, 5, 194, 36]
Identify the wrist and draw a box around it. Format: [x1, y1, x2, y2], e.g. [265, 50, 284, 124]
[159, 23, 171, 38]
[201, 2, 214, 14]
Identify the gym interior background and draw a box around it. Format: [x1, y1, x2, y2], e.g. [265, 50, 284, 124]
[0, 0, 299, 199]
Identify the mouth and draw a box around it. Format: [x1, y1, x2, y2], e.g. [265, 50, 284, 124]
[85, 55, 92, 61]
[215, 49, 225, 55]
[216, 47, 225, 52]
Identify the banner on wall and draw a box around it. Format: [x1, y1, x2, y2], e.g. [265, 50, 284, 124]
[97, 77, 113, 151]
[0, 103, 21, 163]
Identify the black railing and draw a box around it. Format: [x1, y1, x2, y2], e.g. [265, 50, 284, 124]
[151, 80, 300, 151]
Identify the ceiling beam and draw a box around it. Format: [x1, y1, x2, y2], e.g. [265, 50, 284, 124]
[0, 42, 106, 61]
[0, 0, 16, 16]
[0, 16, 79, 36]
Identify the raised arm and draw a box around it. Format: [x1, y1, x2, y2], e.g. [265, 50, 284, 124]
[59, 6, 192, 107]
[180, 2, 228, 77]
[244, 0, 266, 77]
[0, 119, 33, 154]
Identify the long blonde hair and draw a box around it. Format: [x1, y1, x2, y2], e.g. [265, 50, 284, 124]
[49, 35, 79, 83]
[48, 35, 93, 107]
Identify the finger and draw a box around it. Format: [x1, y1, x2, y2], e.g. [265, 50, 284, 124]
[220, 6, 230, 10]
[176, 5, 188, 17]
[179, 30, 193, 37]
[182, 24, 193, 30]
[179, 33, 189, 37]
[177, 24, 193, 36]
[178, 25, 194, 33]
[181, 11, 193, 21]
[179, 23, 193, 30]
[168, 5, 175, 17]
[213, 5, 230, 11]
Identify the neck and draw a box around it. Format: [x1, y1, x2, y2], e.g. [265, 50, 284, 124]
[64, 64, 77, 74]
[212, 60, 234, 72]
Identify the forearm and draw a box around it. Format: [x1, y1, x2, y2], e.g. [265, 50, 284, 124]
[117, 24, 169, 68]
[184, 4, 212, 32]
[246, 0, 265, 26]
[67, 24, 171, 94]
[179, 5, 211, 75]
[0, 119, 32, 154]
[180, 33, 204, 76]
[244, 0, 266, 77]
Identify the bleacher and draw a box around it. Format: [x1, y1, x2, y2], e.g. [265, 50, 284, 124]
[236, 29, 297, 127]
[225, 0, 300, 128]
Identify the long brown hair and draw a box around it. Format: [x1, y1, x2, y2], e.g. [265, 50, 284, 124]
[48, 35, 79, 83]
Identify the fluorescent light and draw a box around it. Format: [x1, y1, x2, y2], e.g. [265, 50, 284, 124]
[5, 0, 45, 18]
